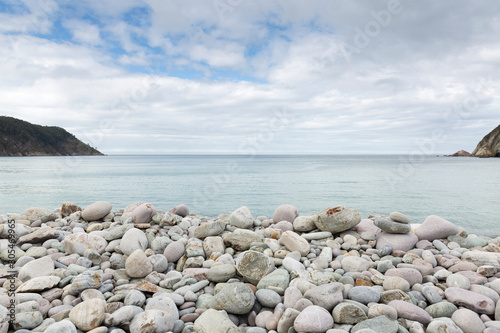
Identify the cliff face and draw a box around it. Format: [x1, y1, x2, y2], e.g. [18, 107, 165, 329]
[0, 116, 103, 156]
[472, 124, 500, 157]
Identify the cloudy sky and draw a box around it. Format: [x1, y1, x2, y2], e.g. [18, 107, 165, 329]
[0, 0, 499, 154]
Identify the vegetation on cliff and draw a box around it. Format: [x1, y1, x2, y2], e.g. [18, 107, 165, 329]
[0, 116, 103, 156]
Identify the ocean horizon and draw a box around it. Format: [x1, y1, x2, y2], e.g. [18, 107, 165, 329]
[1, 154, 499, 236]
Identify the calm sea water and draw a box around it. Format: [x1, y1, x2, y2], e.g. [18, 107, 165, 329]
[0, 155, 499, 236]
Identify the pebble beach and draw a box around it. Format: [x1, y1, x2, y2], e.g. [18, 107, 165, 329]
[1, 202, 500, 333]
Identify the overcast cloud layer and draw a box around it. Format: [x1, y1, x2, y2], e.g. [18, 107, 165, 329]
[1, 0, 499, 154]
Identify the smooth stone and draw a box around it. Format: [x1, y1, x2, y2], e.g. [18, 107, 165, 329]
[256, 289, 282, 308]
[44, 319, 78, 333]
[194, 221, 226, 239]
[332, 302, 368, 324]
[273, 204, 299, 223]
[81, 201, 112, 221]
[207, 264, 237, 282]
[294, 305, 334, 333]
[223, 229, 262, 251]
[426, 318, 463, 333]
[314, 206, 361, 234]
[169, 204, 189, 217]
[421, 286, 443, 304]
[105, 224, 134, 241]
[131, 203, 156, 223]
[210, 283, 255, 315]
[16, 276, 60, 293]
[376, 232, 418, 252]
[63, 233, 107, 255]
[20, 207, 55, 222]
[367, 304, 398, 320]
[279, 231, 310, 256]
[341, 256, 370, 273]
[13, 311, 44, 330]
[293, 215, 318, 232]
[124, 290, 146, 307]
[351, 315, 399, 333]
[129, 310, 174, 333]
[229, 206, 254, 229]
[120, 228, 148, 256]
[373, 218, 411, 234]
[17, 227, 59, 245]
[69, 299, 106, 331]
[69, 271, 101, 294]
[301, 231, 333, 240]
[18, 256, 55, 282]
[277, 307, 300, 333]
[415, 215, 459, 241]
[145, 296, 179, 320]
[125, 249, 153, 278]
[385, 268, 422, 287]
[193, 309, 239, 333]
[237, 250, 275, 284]
[445, 287, 495, 314]
[303, 282, 344, 311]
[389, 212, 410, 224]
[348, 286, 381, 304]
[425, 302, 458, 318]
[387, 300, 432, 325]
[282, 256, 305, 272]
[383, 276, 410, 292]
[164, 241, 185, 263]
[256, 268, 290, 293]
[446, 273, 471, 289]
[451, 308, 485, 333]
[105, 306, 143, 326]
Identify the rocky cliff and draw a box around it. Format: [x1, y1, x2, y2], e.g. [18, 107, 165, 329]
[0, 116, 103, 156]
[471, 124, 500, 157]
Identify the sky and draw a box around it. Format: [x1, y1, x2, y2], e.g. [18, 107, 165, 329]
[0, 0, 499, 154]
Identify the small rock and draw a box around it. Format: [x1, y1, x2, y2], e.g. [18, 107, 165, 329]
[120, 228, 148, 256]
[237, 250, 275, 284]
[229, 206, 254, 229]
[69, 299, 106, 331]
[125, 249, 153, 278]
[193, 309, 239, 333]
[210, 283, 255, 315]
[129, 309, 174, 333]
[81, 201, 112, 221]
[332, 302, 368, 324]
[415, 215, 459, 241]
[387, 300, 432, 325]
[294, 305, 334, 333]
[451, 308, 485, 333]
[279, 231, 310, 256]
[314, 206, 361, 234]
[273, 204, 299, 223]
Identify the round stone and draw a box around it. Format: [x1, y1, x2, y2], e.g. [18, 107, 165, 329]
[256, 289, 282, 308]
[415, 215, 459, 241]
[210, 283, 255, 315]
[294, 305, 333, 333]
[389, 212, 410, 223]
[125, 249, 153, 278]
[229, 206, 254, 229]
[314, 206, 361, 234]
[129, 310, 174, 333]
[451, 308, 485, 333]
[69, 299, 106, 331]
[120, 228, 148, 256]
[81, 201, 112, 221]
[273, 204, 299, 223]
[373, 218, 411, 234]
[332, 302, 368, 324]
[348, 286, 381, 304]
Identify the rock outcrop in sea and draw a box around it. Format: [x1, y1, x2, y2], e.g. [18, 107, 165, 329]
[450, 124, 500, 158]
[1, 202, 500, 333]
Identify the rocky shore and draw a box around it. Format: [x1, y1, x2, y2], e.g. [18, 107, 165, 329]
[1, 202, 500, 333]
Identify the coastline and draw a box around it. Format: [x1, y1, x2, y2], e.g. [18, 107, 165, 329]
[1, 202, 500, 332]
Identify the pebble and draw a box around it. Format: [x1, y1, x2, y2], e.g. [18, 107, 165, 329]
[273, 204, 299, 223]
[415, 215, 459, 241]
[4, 203, 500, 333]
[294, 305, 334, 333]
[81, 201, 112, 221]
[314, 206, 361, 233]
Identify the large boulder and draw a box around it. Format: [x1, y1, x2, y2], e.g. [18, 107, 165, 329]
[314, 206, 361, 234]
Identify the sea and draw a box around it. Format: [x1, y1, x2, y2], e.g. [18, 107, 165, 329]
[1, 155, 499, 236]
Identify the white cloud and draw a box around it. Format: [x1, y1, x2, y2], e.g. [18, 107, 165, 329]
[63, 19, 103, 45]
[0, 0, 499, 154]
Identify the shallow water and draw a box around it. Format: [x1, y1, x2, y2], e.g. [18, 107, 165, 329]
[1, 155, 499, 236]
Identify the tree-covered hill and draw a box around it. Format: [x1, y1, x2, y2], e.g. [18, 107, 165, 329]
[0, 116, 103, 156]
